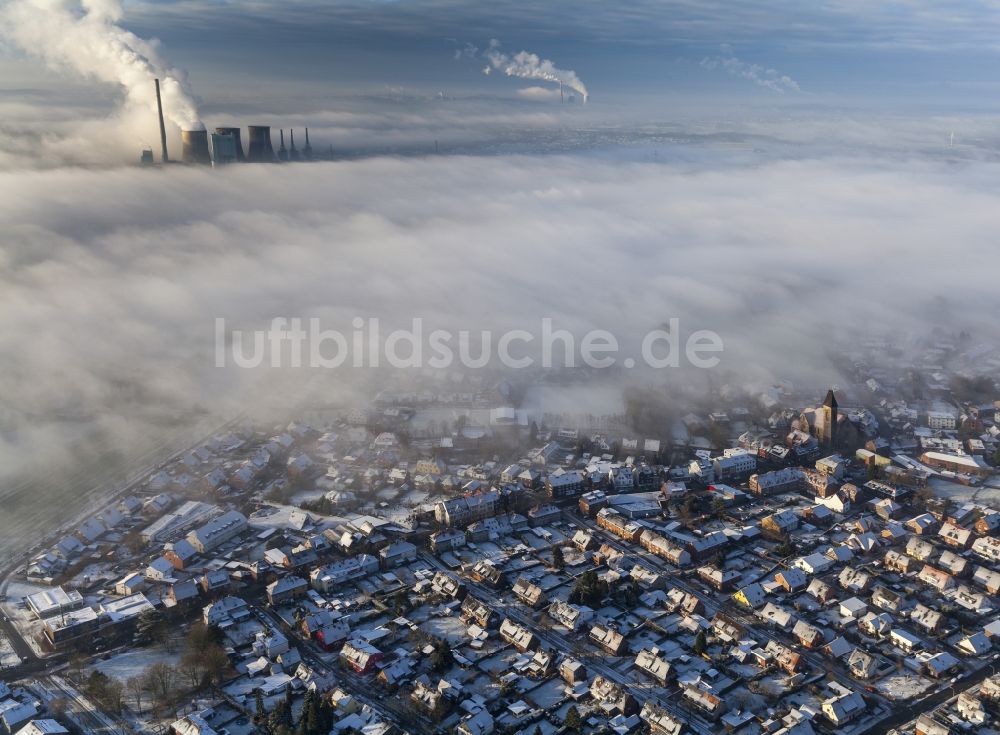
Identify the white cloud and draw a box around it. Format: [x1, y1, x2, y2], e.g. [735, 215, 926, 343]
[701, 46, 800, 93]
[1, 149, 998, 487]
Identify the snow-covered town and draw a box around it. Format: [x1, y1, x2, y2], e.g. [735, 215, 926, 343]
[5, 343, 1000, 735]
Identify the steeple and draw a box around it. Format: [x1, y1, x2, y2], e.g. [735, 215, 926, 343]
[823, 389, 838, 409]
[822, 388, 839, 448]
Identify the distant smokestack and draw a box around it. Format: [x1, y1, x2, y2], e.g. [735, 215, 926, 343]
[277, 129, 288, 162]
[302, 128, 313, 160]
[154, 79, 168, 163]
[289, 129, 300, 162]
[560, 81, 564, 103]
[181, 129, 211, 165]
[214, 127, 245, 161]
[246, 126, 275, 162]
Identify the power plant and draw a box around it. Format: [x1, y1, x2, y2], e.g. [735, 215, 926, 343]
[210, 132, 239, 164]
[246, 125, 276, 163]
[181, 129, 211, 164]
[148, 81, 324, 167]
[214, 127, 245, 161]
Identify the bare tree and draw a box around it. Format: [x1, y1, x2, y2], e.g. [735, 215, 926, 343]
[104, 678, 125, 715]
[179, 649, 202, 687]
[202, 645, 231, 685]
[142, 662, 177, 713]
[125, 676, 144, 714]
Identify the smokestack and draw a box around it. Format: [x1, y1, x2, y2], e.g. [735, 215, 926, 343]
[181, 129, 211, 165]
[289, 129, 299, 162]
[246, 126, 275, 162]
[214, 127, 245, 161]
[302, 128, 313, 160]
[277, 129, 288, 162]
[559, 81, 564, 103]
[154, 79, 168, 163]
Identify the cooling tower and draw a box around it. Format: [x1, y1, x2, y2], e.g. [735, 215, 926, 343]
[246, 126, 276, 162]
[214, 127, 245, 161]
[181, 129, 211, 165]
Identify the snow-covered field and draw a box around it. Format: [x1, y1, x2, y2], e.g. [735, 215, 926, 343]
[929, 477, 1000, 507]
[876, 673, 934, 700]
[0, 633, 19, 668]
[93, 648, 179, 682]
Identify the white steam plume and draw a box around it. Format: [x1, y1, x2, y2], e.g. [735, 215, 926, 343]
[0, 0, 203, 130]
[701, 45, 800, 94]
[482, 39, 588, 102]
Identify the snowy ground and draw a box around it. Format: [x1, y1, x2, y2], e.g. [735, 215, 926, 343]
[876, 673, 935, 700]
[0, 633, 19, 668]
[929, 478, 981, 503]
[419, 614, 470, 645]
[93, 647, 179, 683]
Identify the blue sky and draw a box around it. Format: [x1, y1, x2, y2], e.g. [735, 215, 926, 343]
[7, 0, 1000, 114]
[112, 0, 1000, 104]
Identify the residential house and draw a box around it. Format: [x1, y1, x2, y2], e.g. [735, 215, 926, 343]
[793, 620, 824, 648]
[511, 578, 545, 608]
[635, 648, 673, 685]
[939, 522, 973, 549]
[682, 684, 723, 720]
[918, 565, 955, 592]
[590, 625, 627, 656]
[848, 649, 877, 679]
[821, 692, 866, 727]
[639, 702, 685, 735]
[266, 576, 308, 606]
[339, 640, 383, 674]
[499, 619, 537, 652]
[775, 568, 808, 593]
[885, 549, 917, 573]
[910, 604, 943, 634]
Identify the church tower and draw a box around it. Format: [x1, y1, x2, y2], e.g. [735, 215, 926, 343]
[822, 389, 838, 448]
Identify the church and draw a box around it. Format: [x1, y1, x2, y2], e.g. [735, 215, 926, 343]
[792, 389, 860, 450]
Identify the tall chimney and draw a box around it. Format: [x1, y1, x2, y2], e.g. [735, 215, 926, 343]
[289, 129, 299, 162]
[181, 129, 211, 164]
[154, 78, 168, 163]
[277, 129, 288, 161]
[246, 126, 275, 162]
[302, 128, 313, 160]
[214, 127, 245, 161]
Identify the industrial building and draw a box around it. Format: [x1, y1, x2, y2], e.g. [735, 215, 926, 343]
[149, 79, 320, 167]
